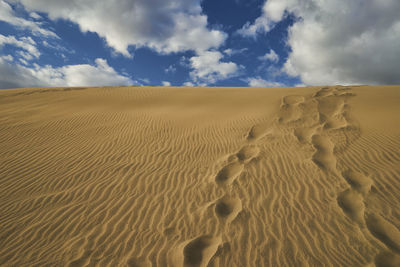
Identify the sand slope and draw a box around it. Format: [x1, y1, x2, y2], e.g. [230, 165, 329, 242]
[0, 85, 399, 266]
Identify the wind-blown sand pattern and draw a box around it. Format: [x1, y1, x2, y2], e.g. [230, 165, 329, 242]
[0, 85, 399, 266]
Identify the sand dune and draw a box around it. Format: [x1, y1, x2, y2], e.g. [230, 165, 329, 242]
[0, 85, 399, 266]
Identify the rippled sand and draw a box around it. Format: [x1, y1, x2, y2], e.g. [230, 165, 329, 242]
[0, 85, 399, 266]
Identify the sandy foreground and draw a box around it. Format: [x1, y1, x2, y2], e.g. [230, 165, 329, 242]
[0, 85, 399, 266]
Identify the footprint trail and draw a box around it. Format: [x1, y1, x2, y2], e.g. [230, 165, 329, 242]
[178, 86, 399, 266]
[308, 87, 400, 266]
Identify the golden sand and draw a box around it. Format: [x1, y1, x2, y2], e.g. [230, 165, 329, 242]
[0, 85, 399, 266]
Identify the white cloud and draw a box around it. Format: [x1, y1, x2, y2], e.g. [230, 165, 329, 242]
[237, 0, 296, 37]
[240, 0, 400, 85]
[18, 58, 28, 65]
[237, 16, 271, 37]
[165, 65, 177, 73]
[161, 81, 171, 86]
[259, 49, 279, 63]
[1, 55, 13, 62]
[0, 34, 40, 59]
[189, 51, 240, 84]
[183, 81, 195, 87]
[246, 77, 284, 87]
[295, 83, 306, 87]
[29, 12, 41, 20]
[137, 78, 150, 85]
[0, 0, 57, 37]
[223, 48, 248, 56]
[2, 1, 241, 86]
[17, 51, 34, 61]
[10, 0, 227, 57]
[223, 49, 233, 55]
[0, 57, 134, 89]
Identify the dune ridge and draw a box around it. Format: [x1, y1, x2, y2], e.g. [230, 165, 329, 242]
[0, 85, 399, 266]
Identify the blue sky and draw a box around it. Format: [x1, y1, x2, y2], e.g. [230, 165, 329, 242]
[1, 0, 400, 89]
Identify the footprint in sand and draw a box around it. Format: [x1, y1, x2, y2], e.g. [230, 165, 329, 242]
[337, 170, 373, 226]
[181, 235, 222, 267]
[315, 96, 345, 124]
[236, 145, 259, 163]
[313, 87, 335, 98]
[366, 213, 400, 254]
[311, 87, 400, 265]
[337, 189, 365, 226]
[342, 170, 373, 196]
[214, 195, 242, 224]
[323, 114, 349, 130]
[282, 95, 305, 105]
[278, 95, 305, 123]
[315, 87, 357, 130]
[247, 124, 271, 141]
[311, 134, 336, 172]
[374, 250, 400, 267]
[294, 125, 321, 144]
[192, 120, 260, 264]
[215, 162, 244, 185]
[324, 106, 350, 130]
[335, 91, 357, 97]
[337, 168, 400, 263]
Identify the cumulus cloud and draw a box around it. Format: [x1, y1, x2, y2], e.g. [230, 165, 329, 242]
[182, 81, 195, 87]
[161, 81, 171, 86]
[238, 0, 298, 37]
[0, 0, 57, 37]
[189, 51, 240, 84]
[237, 16, 270, 37]
[9, 0, 226, 57]
[240, 0, 400, 85]
[0, 58, 134, 89]
[258, 49, 279, 63]
[3, 0, 242, 85]
[246, 77, 284, 87]
[0, 34, 40, 60]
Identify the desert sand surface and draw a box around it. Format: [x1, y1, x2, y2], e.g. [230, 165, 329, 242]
[0, 85, 399, 266]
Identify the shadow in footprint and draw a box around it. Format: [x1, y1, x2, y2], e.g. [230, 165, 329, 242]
[374, 250, 400, 267]
[215, 162, 244, 185]
[294, 125, 320, 144]
[311, 134, 336, 172]
[342, 170, 373, 196]
[183, 235, 221, 267]
[215, 196, 242, 223]
[366, 214, 400, 254]
[247, 124, 271, 141]
[337, 189, 365, 225]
